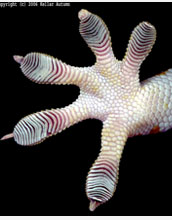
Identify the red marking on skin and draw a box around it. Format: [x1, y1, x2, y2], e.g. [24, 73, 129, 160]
[95, 35, 109, 50]
[149, 125, 160, 134]
[157, 71, 166, 76]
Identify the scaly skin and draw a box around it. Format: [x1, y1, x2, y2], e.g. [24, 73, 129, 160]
[1, 9, 172, 211]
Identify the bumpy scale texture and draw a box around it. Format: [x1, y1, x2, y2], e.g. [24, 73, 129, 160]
[2, 9, 172, 211]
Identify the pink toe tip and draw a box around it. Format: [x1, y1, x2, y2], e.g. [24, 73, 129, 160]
[89, 200, 101, 212]
[1, 133, 14, 141]
[13, 55, 24, 64]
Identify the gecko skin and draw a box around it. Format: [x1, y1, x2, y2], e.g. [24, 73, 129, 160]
[1, 9, 172, 211]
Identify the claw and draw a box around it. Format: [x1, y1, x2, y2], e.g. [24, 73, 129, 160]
[13, 55, 24, 64]
[1, 133, 14, 140]
[89, 200, 101, 212]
